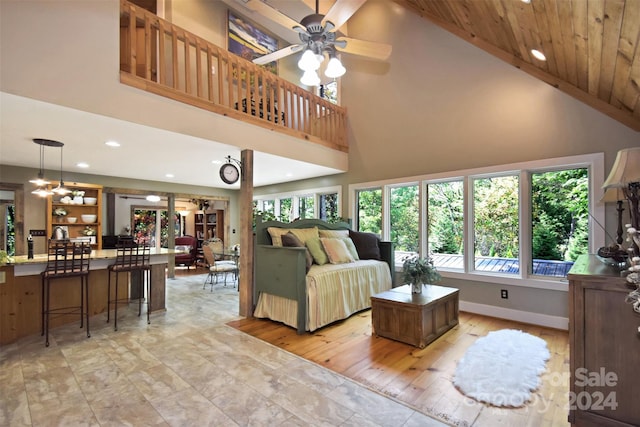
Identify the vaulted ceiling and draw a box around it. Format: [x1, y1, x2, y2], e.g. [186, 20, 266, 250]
[394, 0, 640, 132]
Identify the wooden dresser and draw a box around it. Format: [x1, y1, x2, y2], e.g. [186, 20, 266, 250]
[567, 255, 640, 426]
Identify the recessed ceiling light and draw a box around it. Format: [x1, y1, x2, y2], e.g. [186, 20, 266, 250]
[105, 140, 120, 147]
[76, 162, 89, 168]
[531, 49, 546, 61]
[285, 173, 293, 177]
[521, 0, 531, 3]
[212, 160, 222, 165]
[146, 195, 161, 202]
[165, 173, 175, 178]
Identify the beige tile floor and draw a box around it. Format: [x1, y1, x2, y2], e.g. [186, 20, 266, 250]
[0, 273, 447, 427]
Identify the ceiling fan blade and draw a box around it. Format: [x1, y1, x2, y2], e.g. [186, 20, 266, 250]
[245, 0, 301, 31]
[252, 44, 303, 65]
[335, 37, 392, 61]
[323, 0, 367, 32]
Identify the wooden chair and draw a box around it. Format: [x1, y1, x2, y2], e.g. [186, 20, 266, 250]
[41, 240, 91, 347]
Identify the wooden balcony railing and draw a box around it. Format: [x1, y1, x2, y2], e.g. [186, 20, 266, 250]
[119, 0, 347, 152]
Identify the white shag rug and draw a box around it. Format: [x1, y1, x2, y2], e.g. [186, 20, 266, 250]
[453, 329, 550, 407]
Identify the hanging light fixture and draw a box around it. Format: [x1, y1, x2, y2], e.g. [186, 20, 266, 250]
[52, 143, 70, 196]
[30, 139, 63, 197]
[298, 46, 346, 86]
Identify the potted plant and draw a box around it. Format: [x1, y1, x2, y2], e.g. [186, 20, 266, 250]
[402, 254, 441, 294]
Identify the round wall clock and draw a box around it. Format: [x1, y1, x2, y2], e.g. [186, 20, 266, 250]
[220, 163, 240, 184]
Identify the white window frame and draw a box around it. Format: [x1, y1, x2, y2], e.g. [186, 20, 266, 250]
[349, 153, 605, 291]
[254, 185, 342, 220]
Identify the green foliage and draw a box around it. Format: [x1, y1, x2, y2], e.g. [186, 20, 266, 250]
[402, 255, 441, 284]
[532, 169, 588, 261]
[357, 189, 382, 233]
[428, 182, 463, 254]
[252, 207, 276, 229]
[390, 185, 419, 252]
[320, 193, 339, 222]
[279, 198, 292, 222]
[474, 176, 519, 258]
[298, 196, 314, 219]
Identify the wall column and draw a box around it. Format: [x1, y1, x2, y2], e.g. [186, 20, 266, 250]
[239, 149, 254, 317]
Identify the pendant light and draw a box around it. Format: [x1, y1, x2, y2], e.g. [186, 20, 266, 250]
[30, 138, 63, 197]
[52, 144, 70, 196]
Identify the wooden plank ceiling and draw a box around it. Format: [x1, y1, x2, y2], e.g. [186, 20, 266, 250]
[393, 0, 640, 131]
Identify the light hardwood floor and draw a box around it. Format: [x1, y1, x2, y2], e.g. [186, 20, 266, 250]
[229, 310, 571, 427]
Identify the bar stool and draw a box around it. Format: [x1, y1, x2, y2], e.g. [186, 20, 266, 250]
[41, 240, 91, 347]
[107, 241, 151, 331]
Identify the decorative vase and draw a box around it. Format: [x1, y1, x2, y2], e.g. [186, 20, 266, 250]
[412, 283, 423, 294]
[73, 196, 83, 205]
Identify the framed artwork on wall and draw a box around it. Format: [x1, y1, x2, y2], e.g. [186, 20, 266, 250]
[228, 10, 278, 75]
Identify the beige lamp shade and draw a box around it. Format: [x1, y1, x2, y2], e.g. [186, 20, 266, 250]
[600, 187, 627, 203]
[603, 147, 640, 188]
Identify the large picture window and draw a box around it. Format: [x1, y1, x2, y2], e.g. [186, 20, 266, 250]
[349, 153, 604, 287]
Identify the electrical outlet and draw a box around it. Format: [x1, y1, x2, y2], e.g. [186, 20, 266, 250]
[501, 289, 508, 299]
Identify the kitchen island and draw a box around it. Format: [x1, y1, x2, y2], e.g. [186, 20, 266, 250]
[0, 248, 176, 345]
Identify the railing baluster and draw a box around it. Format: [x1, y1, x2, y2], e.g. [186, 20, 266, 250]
[184, 31, 191, 94]
[158, 20, 166, 85]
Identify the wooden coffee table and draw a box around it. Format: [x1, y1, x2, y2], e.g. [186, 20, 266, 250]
[371, 284, 459, 348]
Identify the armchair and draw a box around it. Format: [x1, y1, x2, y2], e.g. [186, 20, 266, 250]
[174, 235, 198, 269]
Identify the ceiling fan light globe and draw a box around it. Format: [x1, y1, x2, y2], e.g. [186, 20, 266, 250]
[300, 70, 321, 86]
[325, 57, 346, 78]
[298, 49, 320, 71]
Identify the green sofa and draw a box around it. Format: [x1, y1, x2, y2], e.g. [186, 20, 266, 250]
[254, 216, 394, 334]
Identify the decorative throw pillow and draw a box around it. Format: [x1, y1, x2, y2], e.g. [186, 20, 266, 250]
[341, 237, 360, 261]
[319, 229, 349, 239]
[281, 232, 313, 272]
[320, 237, 355, 264]
[305, 237, 329, 265]
[268, 226, 319, 247]
[348, 230, 381, 260]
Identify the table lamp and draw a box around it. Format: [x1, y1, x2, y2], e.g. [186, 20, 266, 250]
[603, 147, 640, 258]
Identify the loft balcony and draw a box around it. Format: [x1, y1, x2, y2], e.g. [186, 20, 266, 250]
[119, 0, 347, 153]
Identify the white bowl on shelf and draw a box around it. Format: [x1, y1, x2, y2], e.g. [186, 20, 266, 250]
[83, 197, 97, 205]
[66, 217, 77, 224]
[81, 214, 97, 223]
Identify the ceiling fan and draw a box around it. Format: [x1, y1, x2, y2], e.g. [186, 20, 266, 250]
[245, 0, 392, 83]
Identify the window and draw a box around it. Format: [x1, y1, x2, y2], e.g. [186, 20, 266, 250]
[133, 209, 179, 249]
[531, 168, 588, 277]
[356, 188, 381, 234]
[298, 195, 314, 219]
[350, 153, 604, 288]
[319, 192, 339, 222]
[254, 186, 341, 222]
[390, 185, 419, 259]
[279, 198, 292, 222]
[473, 175, 519, 274]
[427, 181, 464, 269]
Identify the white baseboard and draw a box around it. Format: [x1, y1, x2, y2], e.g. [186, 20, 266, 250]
[459, 300, 569, 330]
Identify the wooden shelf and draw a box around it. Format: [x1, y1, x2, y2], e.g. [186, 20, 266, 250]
[46, 182, 103, 249]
